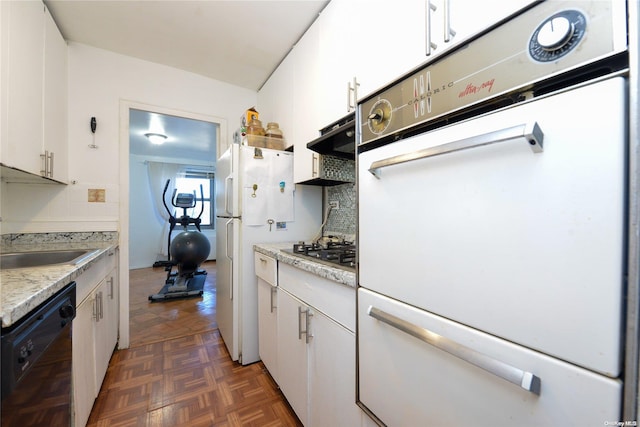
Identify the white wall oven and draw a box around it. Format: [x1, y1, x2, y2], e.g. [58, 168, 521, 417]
[356, 1, 633, 425]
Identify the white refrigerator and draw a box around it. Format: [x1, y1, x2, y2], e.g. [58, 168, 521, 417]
[215, 144, 321, 365]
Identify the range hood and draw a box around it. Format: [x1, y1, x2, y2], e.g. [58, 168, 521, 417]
[306, 113, 355, 159]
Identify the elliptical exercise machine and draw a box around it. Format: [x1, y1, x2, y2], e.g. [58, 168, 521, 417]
[149, 179, 211, 302]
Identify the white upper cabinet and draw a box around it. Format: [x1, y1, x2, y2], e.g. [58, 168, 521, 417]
[292, 22, 323, 183]
[0, 1, 68, 183]
[318, 0, 539, 106]
[257, 46, 295, 151]
[43, 5, 68, 182]
[316, 0, 358, 124]
[424, 0, 538, 62]
[2, 0, 44, 176]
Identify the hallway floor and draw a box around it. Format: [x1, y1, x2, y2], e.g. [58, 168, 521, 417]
[86, 262, 302, 426]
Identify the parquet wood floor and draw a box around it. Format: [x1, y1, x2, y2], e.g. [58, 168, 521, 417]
[129, 261, 218, 347]
[87, 262, 302, 427]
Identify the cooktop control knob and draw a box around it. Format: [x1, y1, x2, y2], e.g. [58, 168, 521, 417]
[368, 99, 392, 135]
[536, 16, 573, 50]
[529, 10, 586, 62]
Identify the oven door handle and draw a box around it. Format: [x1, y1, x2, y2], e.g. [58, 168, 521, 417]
[368, 122, 544, 178]
[367, 306, 542, 395]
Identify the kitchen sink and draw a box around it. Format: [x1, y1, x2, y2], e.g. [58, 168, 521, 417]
[0, 249, 100, 269]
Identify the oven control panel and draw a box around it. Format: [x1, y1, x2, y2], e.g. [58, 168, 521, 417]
[358, 0, 627, 147]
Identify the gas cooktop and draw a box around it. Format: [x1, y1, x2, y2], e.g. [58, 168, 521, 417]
[282, 240, 356, 272]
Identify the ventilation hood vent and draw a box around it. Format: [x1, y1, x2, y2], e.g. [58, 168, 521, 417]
[307, 113, 355, 159]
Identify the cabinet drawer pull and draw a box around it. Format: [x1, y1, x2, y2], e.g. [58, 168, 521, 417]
[369, 122, 544, 178]
[367, 306, 541, 395]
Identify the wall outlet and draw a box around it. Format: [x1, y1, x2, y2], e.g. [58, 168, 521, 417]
[88, 189, 106, 203]
[329, 200, 339, 209]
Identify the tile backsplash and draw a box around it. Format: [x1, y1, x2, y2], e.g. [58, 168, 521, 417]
[325, 182, 356, 238]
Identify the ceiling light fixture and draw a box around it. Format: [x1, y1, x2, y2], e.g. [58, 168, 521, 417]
[145, 132, 168, 145]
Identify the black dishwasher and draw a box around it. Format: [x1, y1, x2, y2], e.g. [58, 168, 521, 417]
[1, 282, 76, 426]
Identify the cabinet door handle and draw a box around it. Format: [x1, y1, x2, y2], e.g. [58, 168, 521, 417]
[270, 286, 277, 313]
[347, 77, 359, 111]
[369, 122, 544, 178]
[99, 291, 104, 320]
[92, 295, 98, 321]
[48, 151, 54, 178]
[40, 150, 49, 177]
[443, 0, 456, 42]
[298, 306, 313, 343]
[311, 154, 319, 177]
[107, 277, 114, 299]
[368, 306, 541, 394]
[425, 0, 438, 56]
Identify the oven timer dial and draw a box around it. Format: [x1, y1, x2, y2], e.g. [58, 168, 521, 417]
[529, 10, 586, 62]
[368, 99, 392, 135]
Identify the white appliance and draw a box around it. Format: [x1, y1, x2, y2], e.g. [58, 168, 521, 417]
[356, 1, 631, 425]
[215, 143, 321, 365]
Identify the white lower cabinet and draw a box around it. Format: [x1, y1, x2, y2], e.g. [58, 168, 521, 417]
[73, 299, 97, 427]
[274, 262, 361, 427]
[307, 304, 359, 427]
[73, 250, 119, 427]
[257, 277, 278, 381]
[93, 268, 119, 391]
[276, 288, 310, 423]
[256, 253, 279, 382]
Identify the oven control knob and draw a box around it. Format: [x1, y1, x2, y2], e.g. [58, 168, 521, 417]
[367, 99, 392, 135]
[18, 346, 28, 363]
[528, 10, 586, 62]
[536, 16, 573, 50]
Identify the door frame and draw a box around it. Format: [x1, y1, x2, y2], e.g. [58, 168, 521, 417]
[117, 99, 226, 348]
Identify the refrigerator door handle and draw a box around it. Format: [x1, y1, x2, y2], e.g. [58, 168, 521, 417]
[368, 122, 544, 178]
[224, 175, 233, 216]
[225, 218, 234, 300]
[367, 306, 541, 395]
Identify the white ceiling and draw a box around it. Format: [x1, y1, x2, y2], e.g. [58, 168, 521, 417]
[128, 109, 218, 162]
[46, 1, 329, 163]
[45, 0, 330, 91]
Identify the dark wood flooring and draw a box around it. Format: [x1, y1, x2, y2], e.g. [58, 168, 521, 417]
[86, 261, 302, 427]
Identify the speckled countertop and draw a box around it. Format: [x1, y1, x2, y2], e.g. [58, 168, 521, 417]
[254, 242, 356, 288]
[1, 232, 118, 328]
